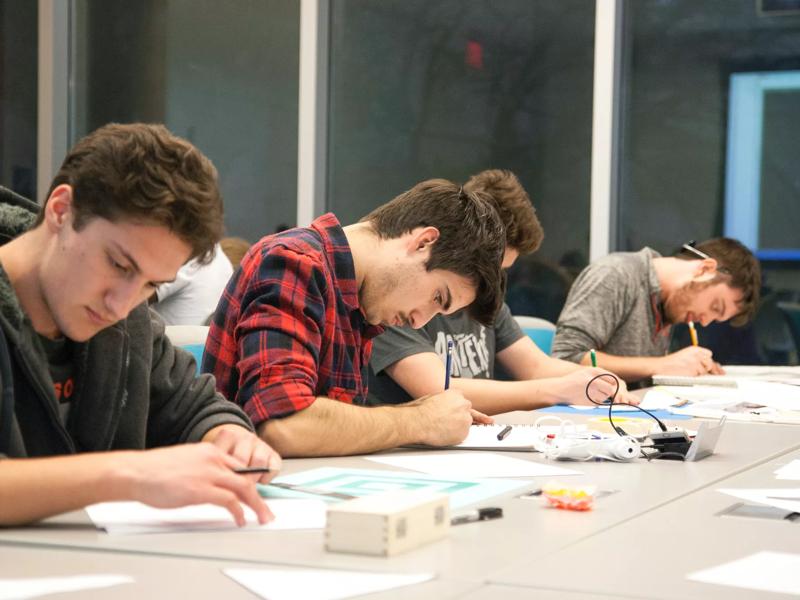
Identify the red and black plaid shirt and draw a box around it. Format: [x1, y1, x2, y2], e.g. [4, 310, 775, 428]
[202, 214, 383, 425]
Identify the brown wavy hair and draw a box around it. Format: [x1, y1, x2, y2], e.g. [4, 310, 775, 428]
[464, 169, 543, 256]
[39, 123, 223, 264]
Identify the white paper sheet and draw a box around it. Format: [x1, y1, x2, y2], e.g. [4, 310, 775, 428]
[687, 551, 800, 595]
[224, 568, 433, 600]
[775, 459, 800, 480]
[85, 498, 326, 535]
[0, 574, 133, 600]
[365, 452, 581, 478]
[718, 487, 800, 514]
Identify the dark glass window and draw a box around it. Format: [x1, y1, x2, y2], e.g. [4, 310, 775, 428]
[328, 0, 596, 323]
[0, 0, 38, 201]
[620, 0, 800, 364]
[72, 0, 300, 243]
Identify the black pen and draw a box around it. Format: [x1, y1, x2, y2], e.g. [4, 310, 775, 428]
[497, 425, 512, 441]
[234, 466, 272, 474]
[451, 506, 503, 526]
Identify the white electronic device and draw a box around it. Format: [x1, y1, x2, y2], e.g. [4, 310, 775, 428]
[543, 435, 640, 462]
[325, 489, 449, 557]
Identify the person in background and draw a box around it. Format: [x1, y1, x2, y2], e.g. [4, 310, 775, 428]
[150, 242, 233, 326]
[203, 179, 506, 457]
[368, 169, 634, 415]
[552, 238, 761, 384]
[0, 123, 280, 526]
[220, 236, 252, 270]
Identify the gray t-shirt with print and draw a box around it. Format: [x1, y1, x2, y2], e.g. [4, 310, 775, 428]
[367, 303, 523, 405]
[552, 247, 671, 364]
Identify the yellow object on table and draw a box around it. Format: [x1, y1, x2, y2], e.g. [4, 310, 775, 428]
[541, 481, 597, 511]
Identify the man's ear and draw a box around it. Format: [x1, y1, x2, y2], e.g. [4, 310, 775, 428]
[407, 226, 440, 255]
[693, 257, 719, 281]
[43, 184, 74, 232]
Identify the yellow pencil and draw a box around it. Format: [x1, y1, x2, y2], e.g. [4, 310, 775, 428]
[688, 321, 699, 346]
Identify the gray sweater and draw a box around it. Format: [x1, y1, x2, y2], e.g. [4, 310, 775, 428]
[552, 248, 672, 364]
[0, 189, 252, 458]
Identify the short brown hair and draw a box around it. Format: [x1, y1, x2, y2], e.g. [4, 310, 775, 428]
[362, 179, 506, 326]
[678, 237, 761, 326]
[40, 123, 223, 264]
[464, 169, 543, 256]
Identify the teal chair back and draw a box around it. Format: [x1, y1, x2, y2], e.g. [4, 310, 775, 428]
[182, 344, 206, 369]
[513, 315, 556, 355]
[165, 326, 210, 374]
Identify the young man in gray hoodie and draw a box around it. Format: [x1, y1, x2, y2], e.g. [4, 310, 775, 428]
[0, 123, 280, 526]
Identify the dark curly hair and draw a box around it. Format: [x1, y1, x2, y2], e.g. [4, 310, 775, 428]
[362, 179, 506, 326]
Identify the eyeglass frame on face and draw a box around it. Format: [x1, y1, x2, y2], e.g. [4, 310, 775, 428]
[681, 241, 731, 276]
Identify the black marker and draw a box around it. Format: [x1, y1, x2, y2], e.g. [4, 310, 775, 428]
[451, 506, 503, 526]
[496, 425, 512, 441]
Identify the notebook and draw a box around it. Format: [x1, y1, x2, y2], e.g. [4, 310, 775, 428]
[448, 423, 568, 452]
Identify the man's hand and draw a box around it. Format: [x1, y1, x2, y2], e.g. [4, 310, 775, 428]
[657, 346, 723, 376]
[405, 389, 480, 446]
[541, 368, 637, 406]
[124, 443, 274, 527]
[202, 424, 282, 483]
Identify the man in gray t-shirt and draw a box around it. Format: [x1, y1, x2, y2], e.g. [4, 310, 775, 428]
[369, 304, 522, 405]
[552, 238, 761, 384]
[368, 169, 634, 415]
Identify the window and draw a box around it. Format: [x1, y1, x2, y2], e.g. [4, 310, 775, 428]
[328, 0, 596, 321]
[0, 0, 38, 201]
[71, 0, 300, 243]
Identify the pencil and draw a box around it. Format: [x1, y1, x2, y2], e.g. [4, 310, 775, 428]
[590, 348, 597, 367]
[688, 321, 699, 346]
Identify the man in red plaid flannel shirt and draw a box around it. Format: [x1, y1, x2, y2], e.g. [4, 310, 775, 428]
[203, 179, 507, 456]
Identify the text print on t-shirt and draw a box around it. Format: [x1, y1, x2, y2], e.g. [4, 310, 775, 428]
[434, 330, 490, 378]
[53, 376, 75, 403]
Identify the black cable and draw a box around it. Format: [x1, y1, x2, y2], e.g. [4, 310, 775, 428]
[583, 373, 668, 436]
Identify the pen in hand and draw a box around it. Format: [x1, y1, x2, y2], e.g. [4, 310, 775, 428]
[233, 466, 272, 475]
[444, 340, 454, 390]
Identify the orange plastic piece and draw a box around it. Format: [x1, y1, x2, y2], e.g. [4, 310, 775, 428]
[541, 481, 596, 511]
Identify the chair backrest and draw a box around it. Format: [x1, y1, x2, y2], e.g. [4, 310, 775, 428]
[164, 325, 210, 370]
[777, 302, 800, 357]
[513, 315, 556, 355]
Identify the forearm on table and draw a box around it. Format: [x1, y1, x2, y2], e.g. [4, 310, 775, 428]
[450, 378, 554, 415]
[256, 397, 425, 457]
[0, 453, 134, 525]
